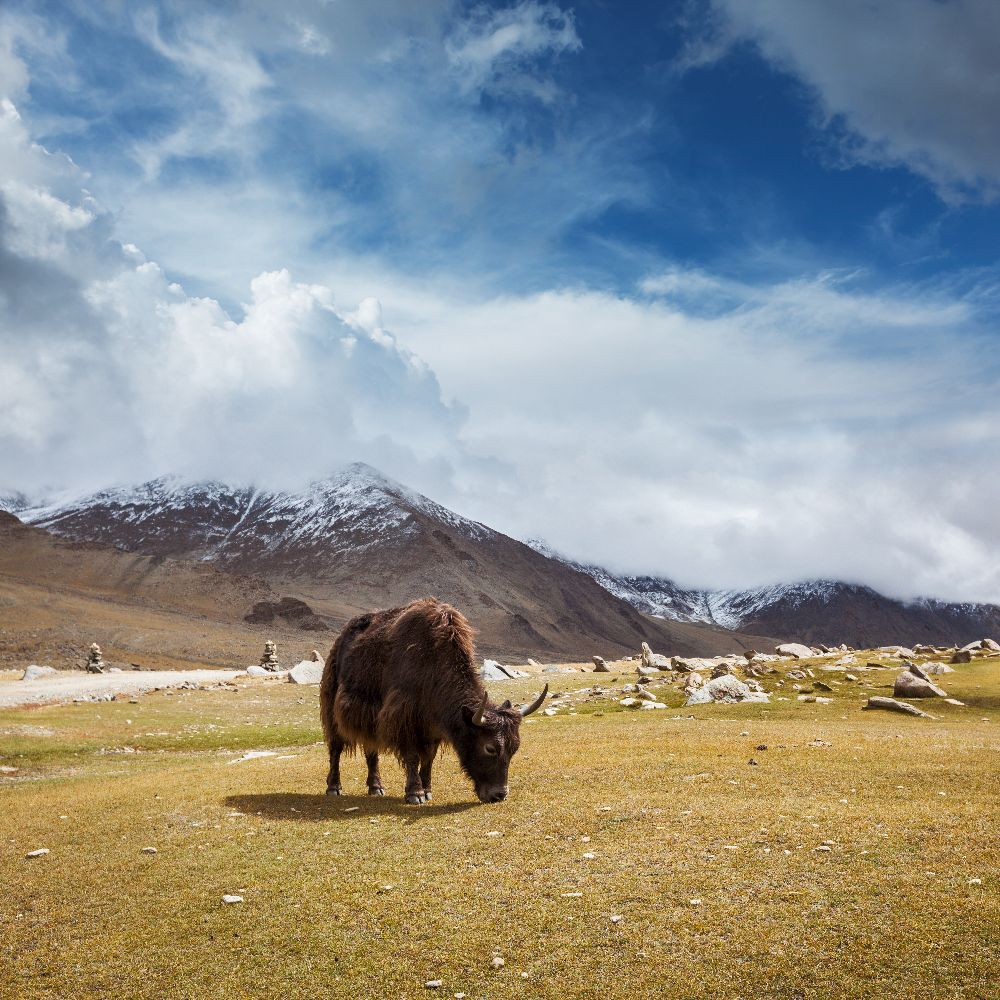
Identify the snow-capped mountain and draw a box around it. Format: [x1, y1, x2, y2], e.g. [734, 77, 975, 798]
[18, 463, 770, 659]
[22, 464, 490, 578]
[529, 541, 1000, 648]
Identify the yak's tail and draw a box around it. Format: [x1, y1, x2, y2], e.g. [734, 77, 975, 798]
[320, 612, 375, 745]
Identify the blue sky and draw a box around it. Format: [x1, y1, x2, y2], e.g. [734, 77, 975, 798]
[2, 0, 1000, 601]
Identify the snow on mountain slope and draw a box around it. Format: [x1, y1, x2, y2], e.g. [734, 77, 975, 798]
[528, 541, 1000, 646]
[22, 463, 493, 574]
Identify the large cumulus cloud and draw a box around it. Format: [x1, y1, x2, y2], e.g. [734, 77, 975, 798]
[0, 97, 468, 496]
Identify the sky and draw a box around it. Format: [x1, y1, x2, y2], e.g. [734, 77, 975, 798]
[2, 0, 1000, 602]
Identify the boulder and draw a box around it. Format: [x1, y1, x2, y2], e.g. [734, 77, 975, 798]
[982, 638, 1000, 652]
[775, 643, 814, 659]
[743, 649, 758, 661]
[923, 662, 954, 675]
[21, 665, 57, 681]
[893, 664, 947, 699]
[710, 663, 734, 679]
[636, 664, 660, 677]
[863, 696, 932, 718]
[682, 672, 704, 695]
[288, 660, 324, 685]
[482, 660, 529, 681]
[951, 649, 973, 664]
[685, 674, 769, 706]
[877, 645, 914, 656]
[961, 638, 1000, 653]
[592, 656, 611, 673]
[245, 665, 271, 677]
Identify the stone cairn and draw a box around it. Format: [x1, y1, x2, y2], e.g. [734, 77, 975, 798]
[86, 643, 105, 674]
[260, 639, 280, 672]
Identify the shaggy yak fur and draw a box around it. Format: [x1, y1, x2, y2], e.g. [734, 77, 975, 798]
[320, 597, 546, 804]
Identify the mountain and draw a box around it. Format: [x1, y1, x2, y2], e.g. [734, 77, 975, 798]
[20, 465, 779, 661]
[533, 548, 1000, 649]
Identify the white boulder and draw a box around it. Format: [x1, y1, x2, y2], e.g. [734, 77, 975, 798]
[21, 665, 57, 681]
[288, 660, 324, 685]
[685, 674, 770, 706]
[775, 643, 814, 659]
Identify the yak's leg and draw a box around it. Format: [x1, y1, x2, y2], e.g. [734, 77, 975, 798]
[418, 741, 440, 802]
[403, 751, 426, 805]
[325, 732, 345, 796]
[365, 749, 384, 796]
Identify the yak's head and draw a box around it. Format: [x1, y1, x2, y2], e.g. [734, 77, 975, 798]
[457, 684, 548, 803]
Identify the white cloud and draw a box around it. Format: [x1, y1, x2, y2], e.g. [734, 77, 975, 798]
[0, 99, 468, 497]
[446, 1, 581, 100]
[684, 0, 1000, 200]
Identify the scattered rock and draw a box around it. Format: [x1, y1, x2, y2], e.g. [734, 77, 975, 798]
[636, 665, 660, 677]
[682, 672, 704, 695]
[944, 698, 966, 706]
[775, 643, 814, 659]
[222, 895, 244, 904]
[491, 957, 505, 969]
[863, 696, 933, 718]
[923, 662, 954, 675]
[141, 847, 157, 855]
[482, 660, 529, 680]
[21, 665, 57, 681]
[592, 656, 610, 673]
[894, 664, 947, 699]
[951, 650, 973, 664]
[288, 660, 323, 685]
[425, 981, 443, 990]
[641, 642, 671, 669]
[685, 674, 769, 706]
[710, 663, 733, 679]
[25, 848, 50, 858]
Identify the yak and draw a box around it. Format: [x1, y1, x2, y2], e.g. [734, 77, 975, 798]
[320, 597, 547, 804]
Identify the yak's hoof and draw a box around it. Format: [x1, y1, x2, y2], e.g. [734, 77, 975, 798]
[326, 786, 343, 796]
[404, 794, 426, 805]
[422, 791, 432, 801]
[368, 786, 385, 796]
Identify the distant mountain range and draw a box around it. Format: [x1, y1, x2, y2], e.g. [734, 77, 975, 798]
[6, 464, 997, 654]
[8, 465, 774, 660]
[528, 543, 1000, 649]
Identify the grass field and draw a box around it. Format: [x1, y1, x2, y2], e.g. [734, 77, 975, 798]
[2, 655, 999, 999]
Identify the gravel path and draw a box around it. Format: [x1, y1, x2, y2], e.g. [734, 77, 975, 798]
[0, 669, 253, 708]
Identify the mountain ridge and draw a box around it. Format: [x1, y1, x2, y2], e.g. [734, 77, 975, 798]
[17, 465, 779, 660]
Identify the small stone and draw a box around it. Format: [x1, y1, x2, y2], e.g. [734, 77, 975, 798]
[222, 894, 244, 904]
[610, 914, 623, 924]
[756, 744, 768, 751]
[814, 845, 832, 852]
[582, 852, 596, 859]
[25, 848, 50, 858]
[425, 980, 443, 989]
[968, 878, 982, 885]
[343, 806, 360, 813]
[491, 956, 505, 969]
[141, 847, 157, 854]
[688, 898, 702, 906]
[486, 830, 502, 837]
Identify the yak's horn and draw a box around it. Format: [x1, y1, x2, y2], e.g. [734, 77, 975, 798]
[519, 683, 548, 718]
[472, 690, 489, 727]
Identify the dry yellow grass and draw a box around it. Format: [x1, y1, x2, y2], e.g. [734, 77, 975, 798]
[2, 657, 999, 999]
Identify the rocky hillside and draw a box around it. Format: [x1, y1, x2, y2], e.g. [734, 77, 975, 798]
[19, 465, 778, 661]
[532, 546, 1000, 649]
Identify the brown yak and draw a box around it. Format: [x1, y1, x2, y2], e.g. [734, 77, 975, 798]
[320, 598, 547, 804]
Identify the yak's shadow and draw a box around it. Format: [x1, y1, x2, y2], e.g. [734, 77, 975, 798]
[223, 791, 479, 823]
